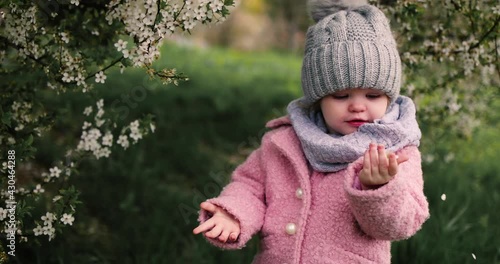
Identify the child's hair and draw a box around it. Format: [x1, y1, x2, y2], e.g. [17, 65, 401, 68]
[301, 0, 402, 105]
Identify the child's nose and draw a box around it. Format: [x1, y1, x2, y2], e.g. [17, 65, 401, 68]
[348, 100, 366, 112]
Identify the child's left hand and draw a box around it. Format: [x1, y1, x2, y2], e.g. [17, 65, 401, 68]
[359, 143, 409, 190]
[193, 202, 241, 243]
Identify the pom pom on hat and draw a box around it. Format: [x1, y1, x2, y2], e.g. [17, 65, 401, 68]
[308, 0, 369, 22]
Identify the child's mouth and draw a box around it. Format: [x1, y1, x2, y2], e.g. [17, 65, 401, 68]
[347, 120, 367, 127]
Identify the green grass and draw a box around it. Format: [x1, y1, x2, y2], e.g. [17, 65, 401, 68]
[392, 126, 500, 264]
[21, 42, 500, 263]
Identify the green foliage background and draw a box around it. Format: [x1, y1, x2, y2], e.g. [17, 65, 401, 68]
[14, 43, 499, 263]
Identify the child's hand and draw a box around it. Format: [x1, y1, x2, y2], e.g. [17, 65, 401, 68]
[193, 202, 241, 243]
[359, 143, 409, 190]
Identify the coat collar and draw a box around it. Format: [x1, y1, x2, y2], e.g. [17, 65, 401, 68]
[265, 116, 311, 185]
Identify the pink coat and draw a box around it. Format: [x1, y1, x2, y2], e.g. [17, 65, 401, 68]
[199, 116, 429, 264]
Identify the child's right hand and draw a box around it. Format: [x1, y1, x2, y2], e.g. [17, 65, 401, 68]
[193, 202, 241, 243]
[359, 143, 409, 190]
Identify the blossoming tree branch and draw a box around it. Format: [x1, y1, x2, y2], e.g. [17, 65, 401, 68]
[386, 0, 499, 141]
[0, 0, 234, 257]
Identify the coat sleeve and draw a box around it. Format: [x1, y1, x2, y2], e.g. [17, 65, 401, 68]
[198, 146, 267, 249]
[344, 145, 430, 241]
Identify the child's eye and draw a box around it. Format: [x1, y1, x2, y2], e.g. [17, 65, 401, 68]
[366, 94, 382, 99]
[332, 94, 348, 99]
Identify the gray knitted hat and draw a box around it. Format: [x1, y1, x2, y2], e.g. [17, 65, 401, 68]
[302, 0, 401, 105]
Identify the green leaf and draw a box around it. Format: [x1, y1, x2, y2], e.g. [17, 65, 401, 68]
[1, 112, 12, 127]
[25, 134, 33, 146]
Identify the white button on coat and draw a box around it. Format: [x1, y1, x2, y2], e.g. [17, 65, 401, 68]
[295, 188, 303, 199]
[285, 223, 297, 235]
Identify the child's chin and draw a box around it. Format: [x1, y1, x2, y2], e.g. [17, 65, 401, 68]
[340, 129, 356, 136]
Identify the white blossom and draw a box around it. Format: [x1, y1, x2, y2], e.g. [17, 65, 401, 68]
[95, 119, 105, 127]
[95, 71, 107, 83]
[60, 32, 70, 43]
[96, 108, 104, 119]
[42, 225, 56, 241]
[209, 0, 224, 12]
[33, 225, 44, 236]
[49, 166, 62, 178]
[184, 20, 196, 30]
[11, 101, 21, 111]
[122, 49, 130, 58]
[493, 5, 500, 15]
[33, 184, 45, 194]
[60, 213, 75, 226]
[62, 72, 74, 83]
[117, 135, 130, 149]
[41, 212, 56, 225]
[96, 147, 111, 159]
[129, 120, 142, 142]
[78, 128, 102, 150]
[130, 130, 143, 142]
[102, 132, 113, 146]
[83, 106, 92, 116]
[75, 73, 85, 86]
[0, 208, 7, 220]
[42, 172, 50, 182]
[130, 120, 139, 130]
[114, 39, 128, 52]
[82, 121, 92, 130]
[97, 99, 104, 109]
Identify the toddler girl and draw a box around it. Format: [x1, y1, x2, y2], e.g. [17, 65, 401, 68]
[193, 0, 429, 263]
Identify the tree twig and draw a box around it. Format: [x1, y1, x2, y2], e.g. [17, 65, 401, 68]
[469, 16, 500, 51]
[84, 56, 124, 81]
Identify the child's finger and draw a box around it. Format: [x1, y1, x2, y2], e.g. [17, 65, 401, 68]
[218, 230, 231, 243]
[388, 153, 399, 176]
[369, 143, 379, 176]
[362, 148, 371, 177]
[200, 201, 217, 213]
[229, 232, 239, 242]
[205, 224, 223, 239]
[377, 145, 389, 176]
[193, 219, 215, 234]
[396, 153, 409, 164]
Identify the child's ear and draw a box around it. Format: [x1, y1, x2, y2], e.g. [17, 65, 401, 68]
[312, 99, 322, 112]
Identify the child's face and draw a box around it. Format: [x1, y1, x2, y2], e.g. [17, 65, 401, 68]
[320, 88, 389, 135]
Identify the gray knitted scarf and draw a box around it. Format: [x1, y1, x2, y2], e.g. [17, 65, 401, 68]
[287, 96, 421, 172]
